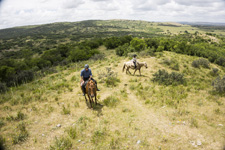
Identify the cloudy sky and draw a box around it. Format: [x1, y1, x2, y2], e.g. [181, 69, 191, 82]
[0, 0, 225, 29]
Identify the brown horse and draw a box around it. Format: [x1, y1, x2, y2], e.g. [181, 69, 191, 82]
[81, 79, 97, 108]
[123, 61, 148, 76]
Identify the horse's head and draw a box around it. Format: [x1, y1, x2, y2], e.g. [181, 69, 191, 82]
[144, 62, 148, 68]
[87, 79, 96, 98]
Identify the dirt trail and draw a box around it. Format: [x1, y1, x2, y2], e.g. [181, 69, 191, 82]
[114, 60, 208, 149]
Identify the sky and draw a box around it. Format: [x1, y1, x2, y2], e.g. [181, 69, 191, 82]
[0, 0, 225, 29]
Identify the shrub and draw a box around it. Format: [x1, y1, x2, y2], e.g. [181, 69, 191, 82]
[103, 95, 120, 107]
[212, 75, 225, 93]
[116, 43, 129, 56]
[210, 68, 219, 76]
[215, 57, 225, 67]
[50, 136, 72, 150]
[152, 69, 185, 85]
[7, 70, 34, 86]
[192, 58, 210, 69]
[104, 37, 121, 49]
[0, 82, 7, 93]
[98, 67, 120, 87]
[12, 122, 29, 144]
[130, 38, 146, 52]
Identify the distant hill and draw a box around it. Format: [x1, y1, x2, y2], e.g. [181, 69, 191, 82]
[0, 20, 164, 40]
[179, 22, 225, 26]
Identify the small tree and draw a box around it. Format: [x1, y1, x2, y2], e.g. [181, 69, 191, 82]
[130, 38, 146, 52]
[116, 43, 129, 56]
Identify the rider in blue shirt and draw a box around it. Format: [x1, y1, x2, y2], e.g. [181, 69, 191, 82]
[80, 64, 100, 96]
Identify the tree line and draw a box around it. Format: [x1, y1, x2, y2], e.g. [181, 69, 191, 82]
[1, 34, 225, 93]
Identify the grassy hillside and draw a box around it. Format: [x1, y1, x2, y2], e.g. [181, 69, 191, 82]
[0, 46, 225, 150]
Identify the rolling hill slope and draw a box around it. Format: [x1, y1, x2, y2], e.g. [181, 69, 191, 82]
[0, 46, 224, 150]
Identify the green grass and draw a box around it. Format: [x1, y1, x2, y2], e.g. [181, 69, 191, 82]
[12, 122, 29, 144]
[103, 95, 120, 107]
[50, 136, 72, 150]
[61, 105, 70, 115]
[66, 127, 77, 139]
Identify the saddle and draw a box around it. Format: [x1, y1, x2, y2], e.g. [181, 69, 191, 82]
[81, 80, 89, 88]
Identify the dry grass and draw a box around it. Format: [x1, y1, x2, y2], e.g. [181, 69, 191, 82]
[0, 47, 225, 150]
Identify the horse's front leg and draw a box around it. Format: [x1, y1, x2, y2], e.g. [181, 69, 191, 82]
[133, 69, 137, 75]
[87, 95, 92, 108]
[139, 69, 141, 76]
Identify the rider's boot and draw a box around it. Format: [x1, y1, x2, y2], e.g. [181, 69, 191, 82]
[82, 86, 86, 96]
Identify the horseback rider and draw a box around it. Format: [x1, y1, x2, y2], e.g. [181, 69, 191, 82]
[81, 64, 100, 96]
[132, 54, 138, 69]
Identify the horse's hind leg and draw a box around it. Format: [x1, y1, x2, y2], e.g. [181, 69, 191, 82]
[127, 68, 131, 74]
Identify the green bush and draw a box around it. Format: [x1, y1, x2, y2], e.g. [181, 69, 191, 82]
[212, 75, 225, 93]
[192, 58, 210, 69]
[103, 95, 120, 107]
[69, 46, 100, 62]
[116, 43, 129, 56]
[104, 37, 121, 49]
[215, 57, 225, 67]
[130, 37, 147, 52]
[152, 69, 185, 85]
[50, 136, 72, 150]
[210, 68, 219, 76]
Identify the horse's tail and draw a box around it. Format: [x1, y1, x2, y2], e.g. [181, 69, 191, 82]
[122, 63, 126, 72]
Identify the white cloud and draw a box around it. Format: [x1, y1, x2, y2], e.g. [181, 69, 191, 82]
[0, 0, 225, 29]
[62, 0, 85, 9]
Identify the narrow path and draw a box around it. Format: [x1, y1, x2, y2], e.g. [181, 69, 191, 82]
[116, 60, 207, 149]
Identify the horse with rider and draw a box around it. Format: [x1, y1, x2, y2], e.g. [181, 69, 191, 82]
[80, 64, 100, 108]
